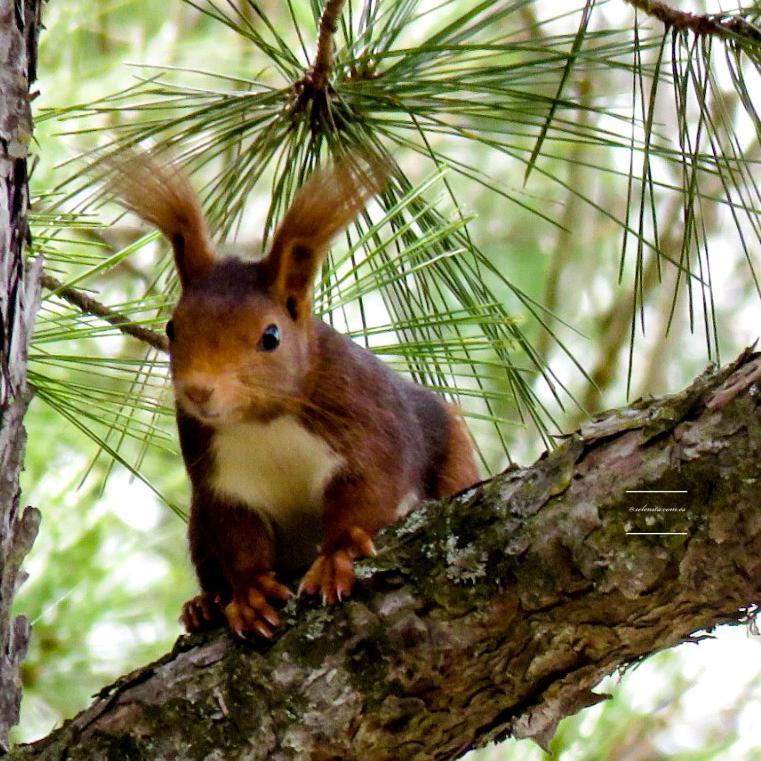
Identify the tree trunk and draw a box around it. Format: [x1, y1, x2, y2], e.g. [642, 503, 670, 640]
[9, 348, 761, 760]
[0, 0, 43, 751]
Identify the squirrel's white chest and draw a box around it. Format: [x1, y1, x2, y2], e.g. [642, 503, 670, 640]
[209, 415, 344, 530]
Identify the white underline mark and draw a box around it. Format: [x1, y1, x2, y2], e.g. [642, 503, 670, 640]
[626, 490, 688, 494]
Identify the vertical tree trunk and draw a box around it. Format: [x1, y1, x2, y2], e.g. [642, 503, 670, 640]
[0, 0, 43, 750]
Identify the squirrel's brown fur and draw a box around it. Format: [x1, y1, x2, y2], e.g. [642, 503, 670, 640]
[107, 150, 480, 638]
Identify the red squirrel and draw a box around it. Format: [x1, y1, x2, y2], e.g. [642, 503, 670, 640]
[108, 152, 479, 637]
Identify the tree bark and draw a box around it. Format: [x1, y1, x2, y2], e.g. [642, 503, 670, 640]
[8, 347, 761, 760]
[0, 0, 43, 750]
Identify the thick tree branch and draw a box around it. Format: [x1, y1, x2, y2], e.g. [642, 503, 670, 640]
[0, 0, 43, 750]
[9, 348, 761, 760]
[40, 272, 169, 353]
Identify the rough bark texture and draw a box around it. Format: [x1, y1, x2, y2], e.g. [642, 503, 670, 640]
[0, 0, 43, 750]
[9, 348, 761, 760]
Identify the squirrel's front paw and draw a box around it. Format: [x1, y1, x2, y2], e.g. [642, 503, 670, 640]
[224, 572, 293, 639]
[180, 592, 225, 633]
[299, 526, 377, 605]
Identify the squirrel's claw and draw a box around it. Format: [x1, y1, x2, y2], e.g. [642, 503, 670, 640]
[298, 549, 354, 604]
[256, 571, 295, 603]
[224, 572, 293, 639]
[299, 527, 376, 605]
[180, 592, 224, 633]
[348, 526, 377, 557]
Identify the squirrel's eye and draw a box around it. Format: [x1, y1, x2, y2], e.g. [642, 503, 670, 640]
[165, 320, 176, 341]
[258, 324, 280, 352]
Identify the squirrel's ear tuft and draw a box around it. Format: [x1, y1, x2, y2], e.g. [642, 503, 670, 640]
[99, 149, 214, 288]
[263, 154, 385, 319]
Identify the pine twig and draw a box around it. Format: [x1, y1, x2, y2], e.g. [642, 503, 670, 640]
[40, 273, 169, 354]
[625, 0, 761, 44]
[309, 0, 347, 90]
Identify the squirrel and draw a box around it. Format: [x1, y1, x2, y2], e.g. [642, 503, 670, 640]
[106, 152, 480, 638]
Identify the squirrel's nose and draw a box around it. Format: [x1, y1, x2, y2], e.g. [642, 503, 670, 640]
[184, 384, 214, 406]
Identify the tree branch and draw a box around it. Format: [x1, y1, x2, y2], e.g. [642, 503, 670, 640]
[10, 348, 761, 760]
[40, 273, 169, 354]
[0, 0, 44, 749]
[310, 0, 347, 91]
[625, 0, 761, 44]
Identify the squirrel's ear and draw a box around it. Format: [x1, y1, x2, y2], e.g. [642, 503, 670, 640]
[102, 151, 214, 288]
[264, 156, 384, 320]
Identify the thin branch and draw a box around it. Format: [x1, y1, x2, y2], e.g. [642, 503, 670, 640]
[309, 0, 347, 90]
[626, 0, 761, 44]
[576, 194, 682, 419]
[40, 273, 169, 354]
[577, 249, 661, 417]
[536, 77, 592, 363]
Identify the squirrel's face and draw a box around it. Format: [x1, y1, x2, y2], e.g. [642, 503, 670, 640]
[167, 265, 311, 425]
[105, 152, 380, 424]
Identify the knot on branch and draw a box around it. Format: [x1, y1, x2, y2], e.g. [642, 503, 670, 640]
[289, 72, 335, 132]
[288, 0, 382, 132]
[287, 0, 345, 129]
